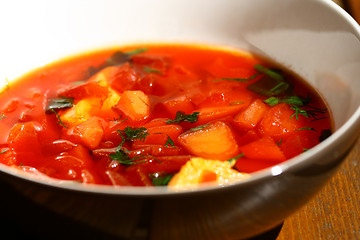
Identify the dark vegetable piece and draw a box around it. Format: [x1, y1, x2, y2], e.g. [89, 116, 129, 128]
[247, 64, 289, 97]
[319, 129, 332, 142]
[45, 97, 74, 114]
[166, 111, 200, 124]
[88, 48, 149, 76]
[247, 76, 289, 97]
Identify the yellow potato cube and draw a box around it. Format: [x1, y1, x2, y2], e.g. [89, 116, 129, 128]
[168, 157, 249, 189]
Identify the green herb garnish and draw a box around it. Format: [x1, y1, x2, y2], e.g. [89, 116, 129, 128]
[45, 96, 74, 113]
[294, 126, 316, 131]
[227, 153, 245, 164]
[109, 149, 147, 165]
[51, 109, 69, 129]
[188, 124, 209, 132]
[124, 48, 149, 56]
[0, 113, 6, 120]
[144, 67, 163, 75]
[276, 138, 283, 146]
[165, 136, 175, 148]
[149, 172, 174, 186]
[166, 111, 200, 124]
[254, 64, 284, 81]
[0, 149, 8, 154]
[121, 127, 149, 142]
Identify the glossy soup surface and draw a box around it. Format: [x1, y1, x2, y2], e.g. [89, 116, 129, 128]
[0, 44, 332, 187]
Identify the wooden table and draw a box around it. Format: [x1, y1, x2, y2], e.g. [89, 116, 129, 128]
[276, 137, 360, 239]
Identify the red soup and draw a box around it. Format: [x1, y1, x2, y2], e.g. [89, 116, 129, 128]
[0, 44, 332, 187]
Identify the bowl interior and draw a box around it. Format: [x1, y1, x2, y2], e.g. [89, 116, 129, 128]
[0, 0, 359, 194]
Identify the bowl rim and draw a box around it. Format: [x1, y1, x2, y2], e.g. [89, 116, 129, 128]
[0, 0, 359, 197]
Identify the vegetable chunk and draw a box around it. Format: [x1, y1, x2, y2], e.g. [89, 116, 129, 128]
[168, 157, 249, 189]
[115, 90, 151, 121]
[178, 121, 239, 160]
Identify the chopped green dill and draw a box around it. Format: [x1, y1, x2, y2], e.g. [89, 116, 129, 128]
[290, 105, 310, 119]
[144, 67, 163, 75]
[269, 82, 287, 93]
[0, 149, 8, 154]
[125, 48, 149, 56]
[166, 111, 200, 124]
[303, 148, 309, 152]
[111, 115, 128, 124]
[188, 124, 209, 132]
[109, 149, 148, 165]
[45, 96, 74, 113]
[149, 172, 174, 186]
[227, 153, 245, 164]
[19, 163, 24, 166]
[165, 136, 175, 148]
[264, 97, 280, 106]
[71, 80, 87, 85]
[51, 109, 68, 129]
[264, 96, 304, 107]
[276, 138, 283, 146]
[138, 96, 149, 106]
[254, 64, 284, 81]
[121, 127, 149, 142]
[0, 113, 6, 120]
[294, 126, 316, 131]
[213, 73, 260, 83]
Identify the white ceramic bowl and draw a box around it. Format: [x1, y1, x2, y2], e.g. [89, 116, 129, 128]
[0, 0, 359, 239]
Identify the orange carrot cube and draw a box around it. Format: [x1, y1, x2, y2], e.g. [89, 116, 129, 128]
[178, 121, 239, 160]
[239, 136, 286, 162]
[66, 117, 104, 149]
[163, 95, 194, 118]
[115, 90, 151, 121]
[233, 99, 270, 130]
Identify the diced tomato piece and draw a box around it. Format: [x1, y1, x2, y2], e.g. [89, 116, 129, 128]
[239, 136, 286, 162]
[204, 57, 258, 79]
[115, 90, 151, 121]
[108, 63, 139, 92]
[7, 122, 40, 153]
[132, 124, 183, 146]
[163, 95, 195, 118]
[236, 130, 260, 146]
[196, 106, 244, 125]
[178, 121, 239, 160]
[143, 118, 168, 128]
[42, 139, 76, 156]
[105, 170, 131, 186]
[125, 165, 154, 186]
[234, 99, 270, 130]
[234, 157, 275, 173]
[0, 148, 17, 166]
[280, 135, 309, 159]
[3, 100, 19, 113]
[131, 145, 184, 156]
[66, 117, 105, 149]
[57, 81, 109, 100]
[258, 103, 304, 139]
[199, 89, 253, 108]
[131, 55, 169, 74]
[81, 169, 102, 184]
